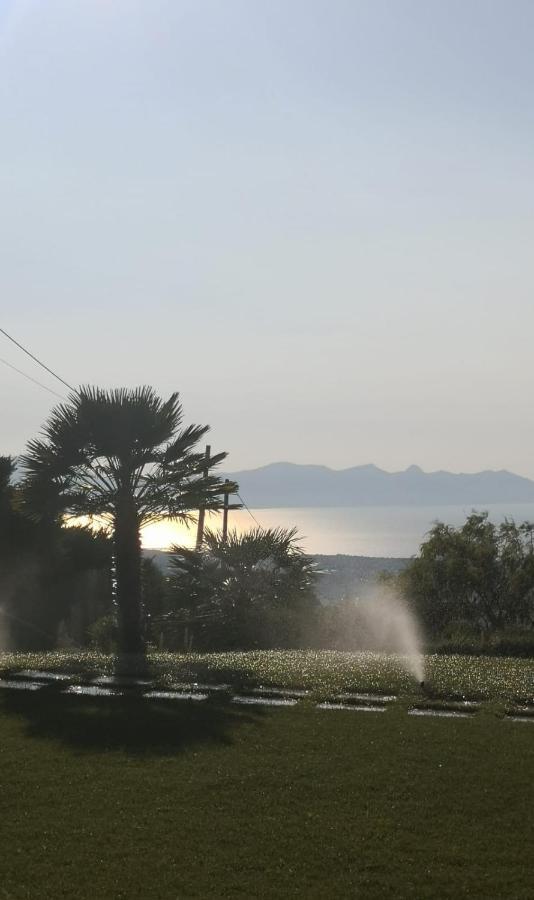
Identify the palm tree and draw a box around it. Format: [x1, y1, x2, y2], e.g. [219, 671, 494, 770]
[165, 527, 318, 649]
[21, 386, 228, 660]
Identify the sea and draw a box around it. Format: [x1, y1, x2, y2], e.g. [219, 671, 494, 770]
[141, 503, 534, 558]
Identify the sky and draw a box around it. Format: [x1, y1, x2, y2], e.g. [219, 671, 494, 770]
[1, 0, 534, 478]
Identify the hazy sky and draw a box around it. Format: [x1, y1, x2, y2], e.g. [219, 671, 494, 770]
[2, 0, 534, 477]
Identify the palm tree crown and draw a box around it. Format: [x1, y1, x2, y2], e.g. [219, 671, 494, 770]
[22, 386, 225, 525]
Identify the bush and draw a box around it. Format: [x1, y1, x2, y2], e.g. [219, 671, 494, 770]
[431, 628, 534, 658]
[87, 614, 117, 653]
[399, 513, 534, 637]
[166, 527, 319, 651]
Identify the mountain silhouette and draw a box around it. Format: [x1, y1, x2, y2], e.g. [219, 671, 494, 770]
[226, 462, 534, 507]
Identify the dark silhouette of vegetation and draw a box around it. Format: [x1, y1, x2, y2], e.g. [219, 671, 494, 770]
[142, 555, 172, 628]
[87, 557, 172, 651]
[158, 527, 319, 650]
[0, 455, 112, 649]
[398, 512, 534, 645]
[21, 386, 228, 659]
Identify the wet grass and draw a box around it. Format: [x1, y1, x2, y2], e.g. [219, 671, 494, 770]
[1, 649, 533, 703]
[1, 691, 533, 899]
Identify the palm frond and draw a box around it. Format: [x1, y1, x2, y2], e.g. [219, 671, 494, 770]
[21, 385, 229, 531]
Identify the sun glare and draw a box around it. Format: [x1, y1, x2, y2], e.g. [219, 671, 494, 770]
[141, 519, 197, 550]
[64, 514, 111, 534]
[65, 514, 199, 550]
[65, 510, 252, 550]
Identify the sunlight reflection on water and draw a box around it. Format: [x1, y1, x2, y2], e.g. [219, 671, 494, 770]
[139, 503, 534, 557]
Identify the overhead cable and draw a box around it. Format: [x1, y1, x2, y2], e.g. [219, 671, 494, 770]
[0, 356, 67, 400]
[237, 491, 262, 528]
[0, 326, 75, 392]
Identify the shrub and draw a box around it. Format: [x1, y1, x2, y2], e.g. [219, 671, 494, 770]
[87, 614, 117, 653]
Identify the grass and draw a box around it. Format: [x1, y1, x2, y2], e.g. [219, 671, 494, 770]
[1, 649, 533, 703]
[1, 688, 534, 899]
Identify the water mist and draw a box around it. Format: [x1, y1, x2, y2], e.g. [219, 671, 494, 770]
[353, 585, 424, 683]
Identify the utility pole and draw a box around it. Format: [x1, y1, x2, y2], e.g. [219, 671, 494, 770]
[222, 478, 240, 543]
[222, 480, 230, 543]
[195, 444, 211, 550]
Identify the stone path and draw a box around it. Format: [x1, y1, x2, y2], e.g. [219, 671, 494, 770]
[1, 670, 533, 723]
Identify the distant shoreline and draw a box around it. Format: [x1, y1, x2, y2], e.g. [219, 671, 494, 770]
[142, 548, 411, 564]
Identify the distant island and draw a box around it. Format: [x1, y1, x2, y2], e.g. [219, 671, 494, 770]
[225, 462, 534, 508]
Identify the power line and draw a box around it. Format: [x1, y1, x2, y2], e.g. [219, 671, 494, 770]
[0, 327, 75, 392]
[237, 491, 262, 529]
[0, 357, 67, 401]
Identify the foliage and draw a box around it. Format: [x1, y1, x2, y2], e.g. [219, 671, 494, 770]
[399, 512, 534, 636]
[431, 628, 534, 658]
[162, 527, 319, 650]
[87, 614, 117, 653]
[0, 456, 113, 650]
[142, 557, 171, 615]
[0, 455, 39, 557]
[21, 386, 228, 655]
[21, 387, 226, 528]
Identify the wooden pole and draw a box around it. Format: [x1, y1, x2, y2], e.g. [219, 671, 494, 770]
[222, 479, 231, 543]
[195, 444, 211, 549]
[221, 481, 241, 543]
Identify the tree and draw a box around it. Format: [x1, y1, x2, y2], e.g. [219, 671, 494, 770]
[0, 455, 36, 555]
[399, 512, 534, 637]
[0, 455, 113, 650]
[142, 556, 172, 644]
[21, 386, 227, 659]
[164, 527, 319, 650]
[0, 455, 15, 510]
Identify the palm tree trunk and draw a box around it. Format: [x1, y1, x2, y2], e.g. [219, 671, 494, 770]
[114, 502, 145, 659]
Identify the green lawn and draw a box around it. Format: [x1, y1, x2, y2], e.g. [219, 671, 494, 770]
[1, 688, 534, 899]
